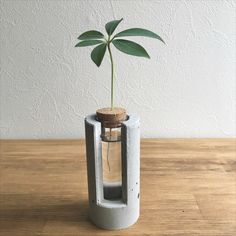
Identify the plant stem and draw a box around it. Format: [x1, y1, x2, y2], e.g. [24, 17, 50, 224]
[108, 42, 114, 110]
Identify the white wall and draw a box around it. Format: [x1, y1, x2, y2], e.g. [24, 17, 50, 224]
[0, 0, 235, 138]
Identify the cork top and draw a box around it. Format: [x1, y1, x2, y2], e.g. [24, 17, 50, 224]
[96, 107, 127, 128]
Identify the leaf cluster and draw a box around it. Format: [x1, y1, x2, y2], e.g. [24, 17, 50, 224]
[75, 18, 165, 67]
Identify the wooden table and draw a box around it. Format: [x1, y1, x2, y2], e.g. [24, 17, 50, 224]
[0, 139, 235, 236]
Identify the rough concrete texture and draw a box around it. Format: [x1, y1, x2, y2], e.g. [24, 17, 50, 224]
[85, 114, 140, 230]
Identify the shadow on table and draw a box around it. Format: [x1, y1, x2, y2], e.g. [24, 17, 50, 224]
[1, 194, 91, 223]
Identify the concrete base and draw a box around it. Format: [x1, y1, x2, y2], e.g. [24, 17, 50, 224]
[85, 114, 140, 230]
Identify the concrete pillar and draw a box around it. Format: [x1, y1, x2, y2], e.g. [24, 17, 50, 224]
[84, 114, 140, 230]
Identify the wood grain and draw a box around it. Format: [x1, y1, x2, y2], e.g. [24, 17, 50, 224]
[0, 139, 235, 236]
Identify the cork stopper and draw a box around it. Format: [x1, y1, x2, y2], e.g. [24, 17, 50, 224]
[96, 107, 127, 128]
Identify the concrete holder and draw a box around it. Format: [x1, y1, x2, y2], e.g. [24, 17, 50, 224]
[84, 114, 140, 230]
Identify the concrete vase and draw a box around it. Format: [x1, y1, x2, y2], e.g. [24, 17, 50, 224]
[84, 114, 140, 230]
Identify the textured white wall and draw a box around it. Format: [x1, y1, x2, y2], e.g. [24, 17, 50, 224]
[0, 0, 235, 138]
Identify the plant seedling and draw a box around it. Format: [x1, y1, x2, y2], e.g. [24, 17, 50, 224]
[75, 18, 165, 110]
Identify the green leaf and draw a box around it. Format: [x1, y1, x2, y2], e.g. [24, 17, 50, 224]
[112, 39, 150, 58]
[91, 43, 107, 67]
[114, 28, 165, 44]
[105, 18, 123, 36]
[75, 40, 104, 47]
[77, 30, 104, 40]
